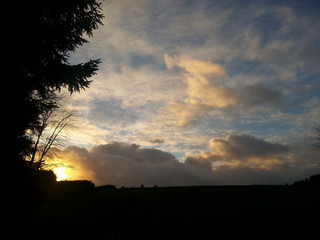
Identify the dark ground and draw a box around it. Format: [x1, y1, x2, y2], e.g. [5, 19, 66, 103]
[4, 185, 320, 239]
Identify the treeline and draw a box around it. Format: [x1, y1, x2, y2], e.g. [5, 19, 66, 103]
[293, 174, 320, 186]
[54, 180, 95, 196]
[13, 168, 95, 206]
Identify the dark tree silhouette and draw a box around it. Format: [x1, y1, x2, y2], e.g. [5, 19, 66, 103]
[5, 0, 104, 171]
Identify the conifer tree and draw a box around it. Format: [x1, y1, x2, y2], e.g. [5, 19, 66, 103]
[6, 0, 104, 169]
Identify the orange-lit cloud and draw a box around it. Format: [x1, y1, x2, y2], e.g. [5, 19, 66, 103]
[164, 54, 235, 126]
[164, 54, 227, 76]
[205, 134, 291, 170]
[183, 134, 318, 184]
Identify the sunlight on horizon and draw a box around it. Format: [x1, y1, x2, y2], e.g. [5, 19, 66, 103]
[47, 156, 95, 183]
[54, 167, 71, 181]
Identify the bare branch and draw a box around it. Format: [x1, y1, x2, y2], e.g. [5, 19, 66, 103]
[28, 96, 78, 169]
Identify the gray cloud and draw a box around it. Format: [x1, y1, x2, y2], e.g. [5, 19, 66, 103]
[62, 142, 213, 187]
[239, 85, 284, 108]
[185, 134, 319, 184]
[61, 135, 319, 187]
[209, 134, 290, 161]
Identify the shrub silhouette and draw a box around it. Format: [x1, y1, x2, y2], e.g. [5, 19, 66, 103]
[54, 180, 95, 196]
[96, 184, 116, 190]
[14, 168, 57, 205]
[309, 174, 320, 185]
[293, 173, 320, 186]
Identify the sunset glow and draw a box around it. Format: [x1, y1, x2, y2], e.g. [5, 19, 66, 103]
[54, 167, 70, 181]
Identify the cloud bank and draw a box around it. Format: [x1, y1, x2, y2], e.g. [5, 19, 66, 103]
[60, 134, 319, 187]
[65, 0, 320, 154]
[63, 0, 320, 185]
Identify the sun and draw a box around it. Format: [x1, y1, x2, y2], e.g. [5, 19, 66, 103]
[54, 167, 70, 181]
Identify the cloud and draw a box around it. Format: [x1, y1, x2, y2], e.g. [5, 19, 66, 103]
[200, 134, 317, 180]
[61, 142, 214, 187]
[164, 54, 227, 77]
[88, 98, 138, 127]
[164, 55, 233, 108]
[164, 55, 288, 126]
[239, 85, 283, 108]
[164, 54, 236, 126]
[64, 0, 320, 178]
[185, 135, 291, 173]
[59, 134, 319, 186]
[185, 134, 320, 184]
[65, 117, 110, 148]
[208, 134, 290, 162]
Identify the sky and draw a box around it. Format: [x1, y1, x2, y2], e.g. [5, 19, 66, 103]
[54, 0, 320, 187]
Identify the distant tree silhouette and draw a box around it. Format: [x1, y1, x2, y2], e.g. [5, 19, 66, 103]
[293, 174, 320, 186]
[96, 184, 117, 190]
[54, 180, 95, 195]
[309, 174, 320, 185]
[5, 0, 104, 170]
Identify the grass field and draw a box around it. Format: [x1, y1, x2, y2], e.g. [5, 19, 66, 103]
[7, 185, 320, 239]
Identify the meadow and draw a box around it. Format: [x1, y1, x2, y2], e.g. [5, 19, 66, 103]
[12, 184, 320, 239]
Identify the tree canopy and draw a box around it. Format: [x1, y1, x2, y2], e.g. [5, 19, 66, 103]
[6, 0, 104, 170]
